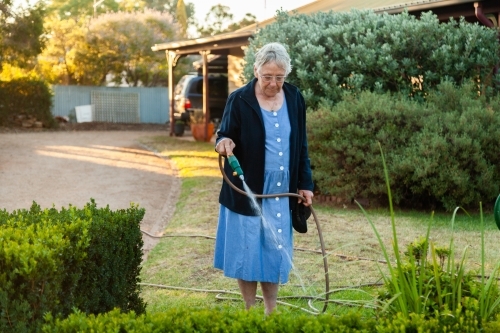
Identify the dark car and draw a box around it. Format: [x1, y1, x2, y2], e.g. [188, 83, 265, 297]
[173, 74, 228, 125]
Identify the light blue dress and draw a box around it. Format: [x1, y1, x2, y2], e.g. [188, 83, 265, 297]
[214, 99, 293, 284]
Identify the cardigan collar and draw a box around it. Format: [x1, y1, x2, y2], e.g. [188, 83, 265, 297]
[239, 77, 295, 113]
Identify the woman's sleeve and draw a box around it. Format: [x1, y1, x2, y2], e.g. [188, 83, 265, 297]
[297, 91, 314, 191]
[215, 91, 240, 148]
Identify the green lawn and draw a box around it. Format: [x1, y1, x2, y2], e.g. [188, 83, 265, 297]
[138, 135, 500, 316]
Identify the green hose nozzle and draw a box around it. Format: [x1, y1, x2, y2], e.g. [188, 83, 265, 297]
[227, 154, 244, 180]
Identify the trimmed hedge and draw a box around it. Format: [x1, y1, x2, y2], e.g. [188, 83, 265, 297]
[0, 200, 145, 333]
[41, 306, 500, 332]
[0, 78, 56, 128]
[0, 206, 90, 333]
[307, 81, 500, 210]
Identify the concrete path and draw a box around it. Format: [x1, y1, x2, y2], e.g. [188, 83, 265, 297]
[0, 131, 180, 260]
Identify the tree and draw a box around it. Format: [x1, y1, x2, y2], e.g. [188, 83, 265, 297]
[176, 0, 187, 38]
[197, 4, 233, 37]
[40, 9, 183, 86]
[197, 5, 257, 37]
[226, 13, 257, 31]
[129, 0, 195, 29]
[37, 16, 87, 84]
[0, 1, 46, 71]
[48, 0, 119, 18]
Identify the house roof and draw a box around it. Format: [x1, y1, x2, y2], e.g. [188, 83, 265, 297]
[290, 0, 477, 15]
[234, 0, 479, 33]
[151, 0, 493, 54]
[151, 29, 254, 55]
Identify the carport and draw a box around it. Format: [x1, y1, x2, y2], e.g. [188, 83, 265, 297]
[152, 0, 499, 137]
[151, 29, 255, 138]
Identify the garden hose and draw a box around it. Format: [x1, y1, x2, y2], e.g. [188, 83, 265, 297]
[218, 154, 330, 313]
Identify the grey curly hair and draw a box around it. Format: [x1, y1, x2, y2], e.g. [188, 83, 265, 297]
[254, 42, 292, 76]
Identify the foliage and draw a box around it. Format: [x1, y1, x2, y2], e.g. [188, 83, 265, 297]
[0, 200, 146, 333]
[0, 1, 46, 71]
[47, 0, 196, 33]
[197, 4, 257, 37]
[175, 0, 188, 38]
[189, 108, 208, 124]
[244, 9, 500, 109]
[307, 81, 500, 210]
[43, 307, 376, 332]
[0, 63, 41, 81]
[142, 0, 195, 27]
[358, 144, 500, 331]
[0, 203, 91, 333]
[41, 304, 500, 332]
[39, 10, 182, 86]
[48, 0, 119, 18]
[37, 16, 87, 85]
[68, 200, 146, 315]
[0, 78, 56, 128]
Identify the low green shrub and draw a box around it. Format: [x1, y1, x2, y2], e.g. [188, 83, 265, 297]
[43, 307, 376, 332]
[71, 199, 146, 316]
[0, 78, 56, 128]
[0, 200, 146, 333]
[42, 305, 500, 332]
[307, 81, 500, 210]
[0, 205, 91, 333]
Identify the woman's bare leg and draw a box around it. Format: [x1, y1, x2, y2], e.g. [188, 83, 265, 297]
[260, 282, 279, 315]
[237, 279, 258, 310]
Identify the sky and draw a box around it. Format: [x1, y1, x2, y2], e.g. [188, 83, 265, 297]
[189, 0, 314, 24]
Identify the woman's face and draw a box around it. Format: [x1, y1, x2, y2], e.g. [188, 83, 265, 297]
[254, 61, 286, 98]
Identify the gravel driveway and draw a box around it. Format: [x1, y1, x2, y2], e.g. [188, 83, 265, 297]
[0, 130, 180, 260]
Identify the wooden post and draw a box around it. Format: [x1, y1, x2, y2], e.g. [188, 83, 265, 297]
[200, 50, 211, 141]
[167, 51, 179, 136]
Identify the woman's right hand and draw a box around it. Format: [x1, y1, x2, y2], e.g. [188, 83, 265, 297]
[216, 138, 236, 156]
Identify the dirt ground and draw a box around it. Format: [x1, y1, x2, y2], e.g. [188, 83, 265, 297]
[0, 122, 180, 261]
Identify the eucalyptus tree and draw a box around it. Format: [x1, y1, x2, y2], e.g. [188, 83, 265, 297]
[197, 5, 257, 37]
[40, 9, 183, 86]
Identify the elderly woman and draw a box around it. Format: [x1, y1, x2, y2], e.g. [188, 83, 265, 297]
[214, 42, 314, 314]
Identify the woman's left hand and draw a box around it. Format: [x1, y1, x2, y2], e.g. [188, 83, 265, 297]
[298, 190, 314, 207]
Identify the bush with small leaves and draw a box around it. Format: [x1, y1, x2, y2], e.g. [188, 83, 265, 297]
[245, 10, 500, 109]
[307, 81, 500, 210]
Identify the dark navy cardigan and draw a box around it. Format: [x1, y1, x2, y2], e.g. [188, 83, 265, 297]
[216, 78, 313, 216]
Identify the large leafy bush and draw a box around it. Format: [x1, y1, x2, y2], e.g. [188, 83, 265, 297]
[244, 10, 500, 109]
[307, 82, 500, 210]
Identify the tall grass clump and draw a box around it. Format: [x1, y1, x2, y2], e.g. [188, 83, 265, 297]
[359, 143, 500, 329]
